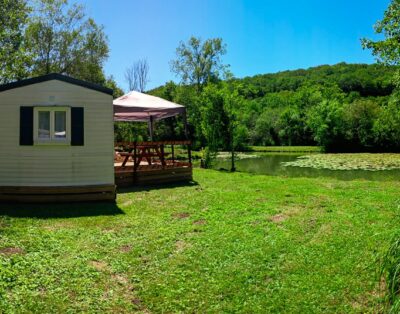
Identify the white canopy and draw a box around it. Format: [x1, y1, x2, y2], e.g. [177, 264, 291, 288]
[113, 91, 186, 122]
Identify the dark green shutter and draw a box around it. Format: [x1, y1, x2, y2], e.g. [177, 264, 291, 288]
[20, 106, 34, 145]
[71, 107, 84, 146]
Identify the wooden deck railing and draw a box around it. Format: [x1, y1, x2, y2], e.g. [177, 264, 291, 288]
[114, 140, 192, 172]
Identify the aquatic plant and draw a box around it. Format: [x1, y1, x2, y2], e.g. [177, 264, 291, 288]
[282, 153, 400, 171]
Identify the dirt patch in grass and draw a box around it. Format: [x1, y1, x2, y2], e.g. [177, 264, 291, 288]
[110, 273, 148, 311]
[121, 199, 134, 207]
[350, 279, 386, 312]
[269, 205, 304, 224]
[43, 221, 74, 231]
[172, 212, 191, 219]
[175, 240, 189, 253]
[112, 273, 130, 286]
[264, 276, 273, 284]
[193, 218, 206, 225]
[269, 214, 287, 223]
[0, 247, 25, 256]
[119, 245, 132, 253]
[89, 260, 109, 271]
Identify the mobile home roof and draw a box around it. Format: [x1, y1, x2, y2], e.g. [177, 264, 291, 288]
[0, 73, 113, 95]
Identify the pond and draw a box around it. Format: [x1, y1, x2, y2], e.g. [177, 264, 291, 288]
[213, 153, 400, 181]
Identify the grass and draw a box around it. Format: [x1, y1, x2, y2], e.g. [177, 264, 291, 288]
[0, 169, 399, 313]
[381, 234, 400, 313]
[249, 146, 322, 153]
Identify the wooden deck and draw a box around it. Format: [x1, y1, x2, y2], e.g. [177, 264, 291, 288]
[0, 141, 191, 202]
[114, 140, 193, 187]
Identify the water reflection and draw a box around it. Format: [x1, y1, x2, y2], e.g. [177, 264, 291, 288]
[213, 153, 400, 181]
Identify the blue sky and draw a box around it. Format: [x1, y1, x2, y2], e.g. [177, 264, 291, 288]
[83, 0, 389, 91]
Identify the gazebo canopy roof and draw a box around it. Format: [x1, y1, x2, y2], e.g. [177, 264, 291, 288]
[113, 91, 185, 122]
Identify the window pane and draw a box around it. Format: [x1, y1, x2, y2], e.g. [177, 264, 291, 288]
[54, 111, 66, 139]
[38, 111, 50, 139]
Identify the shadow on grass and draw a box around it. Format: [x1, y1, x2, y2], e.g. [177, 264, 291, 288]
[0, 202, 125, 219]
[117, 180, 199, 194]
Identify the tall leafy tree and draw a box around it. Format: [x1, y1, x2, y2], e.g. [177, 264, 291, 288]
[0, 0, 30, 83]
[200, 83, 243, 170]
[171, 36, 229, 92]
[362, 0, 400, 66]
[306, 100, 348, 152]
[25, 0, 109, 84]
[373, 94, 400, 151]
[345, 99, 380, 149]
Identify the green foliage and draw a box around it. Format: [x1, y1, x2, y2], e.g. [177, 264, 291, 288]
[381, 234, 400, 313]
[152, 62, 396, 152]
[104, 75, 124, 98]
[306, 100, 347, 151]
[253, 108, 282, 145]
[0, 0, 30, 83]
[345, 99, 380, 148]
[373, 95, 400, 151]
[236, 63, 395, 97]
[0, 0, 123, 92]
[199, 83, 245, 168]
[114, 122, 148, 142]
[362, 0, 400, 66]
[25, 0, 109, 84]
[170, 37, 229, 92]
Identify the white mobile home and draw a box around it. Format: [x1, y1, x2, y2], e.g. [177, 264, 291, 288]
[0, 73, 116, 201]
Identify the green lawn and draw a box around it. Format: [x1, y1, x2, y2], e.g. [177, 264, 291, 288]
[0, 169, 399, 313]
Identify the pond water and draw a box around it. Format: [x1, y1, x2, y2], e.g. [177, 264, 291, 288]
[213, 153, 400, 181]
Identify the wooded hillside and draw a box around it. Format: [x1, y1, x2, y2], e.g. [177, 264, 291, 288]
[148, 62, 399, 152]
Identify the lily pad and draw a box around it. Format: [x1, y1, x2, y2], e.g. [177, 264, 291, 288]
[282, 154, 400, 171]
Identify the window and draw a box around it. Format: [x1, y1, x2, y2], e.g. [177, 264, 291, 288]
[34, 107, 71, 144]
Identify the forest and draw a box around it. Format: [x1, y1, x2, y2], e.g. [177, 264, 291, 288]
[146, 62, 399, 153]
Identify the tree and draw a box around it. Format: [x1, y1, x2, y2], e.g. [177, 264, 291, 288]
[278, 107, 307, 146]
[306, 100, 348, 152]
[125, 59, 150, 92]
[362, 0, 400, 66]
[345, 99, 380, 149]
[200, 83, 243, 170]
[25, 0, 109, 84]
[254, 108, 282, 145]
[104, 75, 124, 98]
[0, 0, 30, 83]
[171, 36, 229, 92]
[373, 94, 400, 151]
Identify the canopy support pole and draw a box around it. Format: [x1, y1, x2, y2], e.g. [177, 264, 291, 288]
[148, 115, 154, 141]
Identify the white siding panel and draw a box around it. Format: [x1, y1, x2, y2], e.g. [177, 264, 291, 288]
[0, 80, 114, 186]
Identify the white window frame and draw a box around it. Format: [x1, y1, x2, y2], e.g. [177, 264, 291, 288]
[33, 106, 71, 145]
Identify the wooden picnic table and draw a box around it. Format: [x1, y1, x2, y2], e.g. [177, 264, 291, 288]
[120, 143, 168, 168]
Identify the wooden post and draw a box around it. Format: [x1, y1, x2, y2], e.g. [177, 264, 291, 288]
[188, 143, 192, 166]
[171, 144, 175, 164]
[148, 116, 154, 141]
[160, 144, 165, 168]
[133, 141, 137, 172]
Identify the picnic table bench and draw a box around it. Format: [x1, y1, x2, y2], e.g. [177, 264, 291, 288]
[119, 144, 169, 168]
